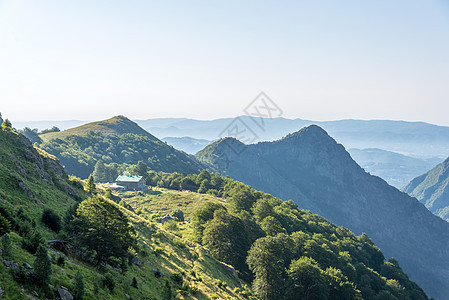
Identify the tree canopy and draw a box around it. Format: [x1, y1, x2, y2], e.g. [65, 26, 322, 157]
[72, 197, 137, 265]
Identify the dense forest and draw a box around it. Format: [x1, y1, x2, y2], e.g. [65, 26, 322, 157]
[121, 168, 428, 299]
[38, 132, 202, 178]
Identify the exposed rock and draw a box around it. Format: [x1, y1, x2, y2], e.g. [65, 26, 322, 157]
[16, 177, 34, 198]
[63, 184, 75, 196]
[132, 256, 143, 266]
[9, 154, 26, 176]
[57, 286, 73, 300]
[218, 261, 238, 280]
[0, 248, 3, 256]
[2, 260, 19, 272]
[23, 262, 32, 269]
[125, 294, 131, 299]
[60, 268, 67, 276]
[161, 214, 173, 223]
[0, 285, 3, 296]
[151, 268, 163, 277]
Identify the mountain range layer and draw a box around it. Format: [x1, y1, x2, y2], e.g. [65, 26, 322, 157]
[15, 116, 449, 158]
[13, 115, 449, 297]
[36, 116, 202, 178]
[196, 125, 449, 299]
[403, 157, 449, 221]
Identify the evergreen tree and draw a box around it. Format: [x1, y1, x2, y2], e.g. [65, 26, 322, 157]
[1, 118, 12, 131]
[85, 174, 97, 194]
[0, 233, 12, 257]
[0, 112, 3, 125]
[93, 160, 109, 183]
[131, 277, 138, 289]
[162, 280, 173, 300]
[22, 230, 43, 254]
[171, 209, 184, 222]
[33, 245, 52, 286]
[72, 271, 85, 300]
[0, 215, 10, 236]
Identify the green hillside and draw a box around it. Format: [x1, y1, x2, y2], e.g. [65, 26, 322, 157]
[111, 170, 428, 300]
[0, 128, 250, 299]
[403, 157, 449, 220]
[37, 116, 203, 179]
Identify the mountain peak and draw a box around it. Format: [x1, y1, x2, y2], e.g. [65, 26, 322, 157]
[40, 115, 157, 141]
[282, 124, 331, 141]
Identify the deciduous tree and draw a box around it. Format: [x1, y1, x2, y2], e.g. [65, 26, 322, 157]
[72, 197, 136, 265]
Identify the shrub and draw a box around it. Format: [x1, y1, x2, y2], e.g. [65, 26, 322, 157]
[102, 274, 115, 291]
[32, 245, 52, 286]
[72, 272, 85, 300]
[13, 265, 30, 283]
[181, 282, 189, 291]
[171, 272, 183, 283]
[154, 269, 163, 278]
[41, 209, 61, 232]
[120, 256, 128, 273]
[56, 255, 65, 266]
[153, 247, 165, 256]
[173, 238, 186, 249]
[22, 230, 43, 254]
[0, 213, 11, 236]
[131, 277, 138, 289]
[214, 279, 226, 289]
[190, 285, 199, 295]
[163, 220, 178, 232]
[171, 209, 184, 222]
[162, 280, 173, 300]
[0, 233, 12, 257]
[189, 269, 196, 278]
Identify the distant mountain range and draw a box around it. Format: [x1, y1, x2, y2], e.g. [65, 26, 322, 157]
[347, 148, 442, 188]
[403, 157, 449, 221]
[195, 125, 449, 299]
[132, 117, 449, 159]
[162, 136, 212, 155]
[15, 116, 449, 158]
[160, 137, 442, 189]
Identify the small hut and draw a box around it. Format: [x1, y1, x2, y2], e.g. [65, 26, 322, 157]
[115, 174, 146, 190]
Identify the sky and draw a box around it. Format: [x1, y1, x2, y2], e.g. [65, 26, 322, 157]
[1, 0, 449, 125]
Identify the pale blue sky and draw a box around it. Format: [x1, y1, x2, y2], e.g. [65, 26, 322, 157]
[1, 0, 449, 125]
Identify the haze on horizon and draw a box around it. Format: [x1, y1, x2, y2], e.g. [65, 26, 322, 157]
[1, 1, 449, 126]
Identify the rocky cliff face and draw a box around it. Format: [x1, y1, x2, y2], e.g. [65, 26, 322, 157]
[0, 130, 76, 203]
[403, 157, 449, 220]
[196, 125, 449, 299]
